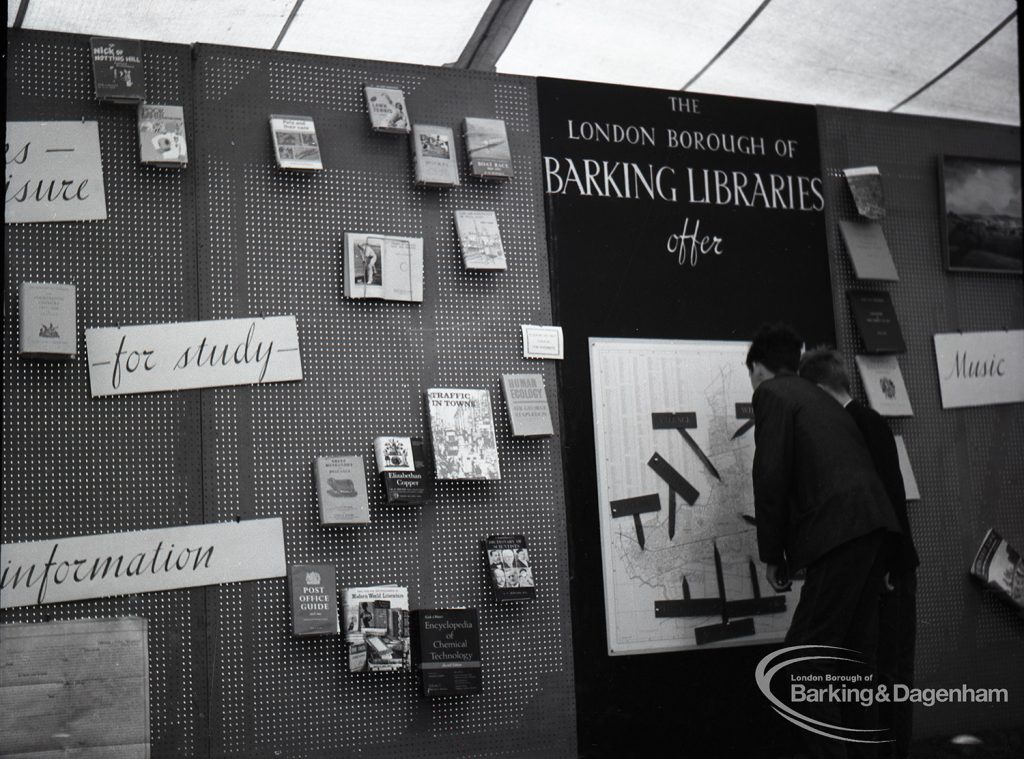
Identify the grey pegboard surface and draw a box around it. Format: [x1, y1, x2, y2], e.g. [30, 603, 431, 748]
[191, 45, 575, 758]
[817, 106, 1023, 739]
[3, 30, 205, 757]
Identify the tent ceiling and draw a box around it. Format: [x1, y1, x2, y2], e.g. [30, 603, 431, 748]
[8, 0, 1020, 126]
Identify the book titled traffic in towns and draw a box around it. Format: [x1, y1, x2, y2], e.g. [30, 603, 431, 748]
[426, 389, 501, 480]
[313, 455, 370, 524]
[454, 209, 507, 270]
[411, 125, 460, 186]
[343, 233, 424, 303]
[90, 37, 145, 103]
[365, 85, 411, 133]
[463, 117, 512, 179]
[413, 608, 482, 697]
[484, 535, 536, 601]
[269, 115, 323, 170]
[342, 585, 411, 672]
[289, 564, 340, 636]
[373, 436, 434, 504]
[137, 104, 188, 165]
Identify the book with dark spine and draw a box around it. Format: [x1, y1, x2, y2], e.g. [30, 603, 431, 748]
[484, 535, 536, 601]
[90, 37, 146, 103]
[413, 608, 482, 696]
[848, 289, 906, 353]
[373, 436, 435, 504]
[289, 564, 340, 636]
[463, 117, 512, 179]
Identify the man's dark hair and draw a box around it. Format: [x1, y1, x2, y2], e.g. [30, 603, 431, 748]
[798, 346, 852, 393]
[746, 322, 803, 373]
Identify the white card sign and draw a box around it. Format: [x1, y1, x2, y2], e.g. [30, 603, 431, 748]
[1, 518, 286, 608]
[933, 330, 1024, 409]
[5, 121, 108, 223]
[86, 316, 302, 396]
[521, 324, 564, 359]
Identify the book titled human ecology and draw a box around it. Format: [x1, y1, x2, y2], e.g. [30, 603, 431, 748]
[373, 436, 434, 504]
[463, 117, 512, 179]
[426, 389, 501, 480]
[289, 564, 340, 636]
[313, 455, 369, 524]
[269, 115, 323, 170]
[411, 124, 460, 186]
[500, 373, 554, 437]
[365, 85, 411, 133]
[454, 210, 507, 270]
[413, 608, 482, 697]
[342, 585, 410, 672]
[484, 535, 535, 601]
[19, 282, 77, 357]
[343, 233, 424, 303]
[138, 103, 188, 165]
[90, 37, 145, 103]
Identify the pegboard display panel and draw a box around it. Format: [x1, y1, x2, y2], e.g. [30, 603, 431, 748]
[192, 45, 576, 758]
[818, 106, 1023, 739]
[3, 30, 206, 757]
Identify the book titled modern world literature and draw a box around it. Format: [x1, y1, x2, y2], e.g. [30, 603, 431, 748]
[90, 37, 145, 103]
[426, 389, 501, 480]
[500, 374, 553, 437]
[373, 436, 434, 504]
[484, 535, 536, 601]
[411, 124, 460, 186]
[463, 117, 512, 179]
[343, 233, 424, 303]
[454, 210, 507, 270]
[365, 85, 411, 133]
[342, 585, 410, 672]
[289, 564, 340, 636]
[138, 103, 188, 165]
[270, 115, 323, 170]
[313, 455, 370, 524]
[413, 608, 482, 697]
[19, 282, 76, 357]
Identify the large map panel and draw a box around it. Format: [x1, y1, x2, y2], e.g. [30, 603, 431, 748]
[590, 338, 799, 655]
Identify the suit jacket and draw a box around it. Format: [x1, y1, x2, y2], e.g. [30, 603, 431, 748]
[845, 399, 920, 573]
[752, 373, 900, 570]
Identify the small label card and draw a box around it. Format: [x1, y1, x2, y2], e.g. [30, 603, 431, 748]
[933, 330, 1024, 409]
[86, 316, 302, 397]
[521, 324, 564, 360]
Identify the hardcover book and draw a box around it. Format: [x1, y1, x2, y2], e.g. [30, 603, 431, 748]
[839, 219, 898, 281]
[342, 585, 411, 672]
[484, 535, 536, 601]
[365, 85, 411, 133]
[289, 564, 340, 636]
[847, 290, 906, 354]
[843, 166, 885, 219]
[343, 233, 424, 303]
[855, 355, 914, 417]
[971, 529, 1024, 610]
[138, 103, 188, 165]
[90, 37, 145, 103]
[270, 115, 323, 170]
[500, 374, 554, 437]
[314, 455, 370, 524]
[463, 117, 512, 179]
[19, 282, 77, 357]
[413, 608, 482, 697]
[454, 210, 507, 270]
[411, 125, 460, 186]
[373, 436, 435, 504]
[426, 389, 501, 480]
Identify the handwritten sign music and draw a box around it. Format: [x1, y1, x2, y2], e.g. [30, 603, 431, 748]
[86, 316, 303, 396]
[933, 330, 1024, 408]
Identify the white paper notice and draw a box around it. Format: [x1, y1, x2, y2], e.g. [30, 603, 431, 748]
[86, 316, 302, 397]
[521, 325, 564, 359]
[0, 617, 150, 758]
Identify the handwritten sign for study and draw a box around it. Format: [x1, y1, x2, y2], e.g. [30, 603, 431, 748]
[933, 330, 1024, 408]
[86, 316, 303, 397]
[6, 121, 108, 223]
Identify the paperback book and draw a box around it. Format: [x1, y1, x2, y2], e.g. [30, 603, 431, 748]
[138, 103, 188, 165]
[19, 282, 76, 357]
[454, 210, 507, 270]
[343, 233, 424, 302]
[426, 389, 501, 480]
[270, 115, 323, 170]
[342, 585, 411, 672]
[855, 355, 914, 417]
[843, 166, 885, 219]
[484, 535, 536, 601]
[373, 436, 435, 504]
[365, 85, 411, 133]
[289, 564, 340, 636]
[313, 455, 370, 524]
[90, 37, 145, 103]
[848, 289, 906, 353]
[411, 124, 460, 186]
[500, 373, 554, 437]
[413, 608, 482, 697]
[971, 529, 1024, 610]
[463, 117, 512, 179]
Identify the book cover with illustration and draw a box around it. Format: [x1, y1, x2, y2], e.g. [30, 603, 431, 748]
[463, 117, 512, 179]
[91, 37, 145, 103]
[343, 233, 424, 303]
[19, 282, 77, 357]
[426, 389, 501, 480]
[138, 103, 188, 165]
[365, 85, 411, 133]
[855, 355, 914, 417]
[484, 535, 536, 601]
[313, 455, 370, 524]
[342, 585, 411, 672]
[270, 114, 323, 170]
[373, 436, 435, 504]
[454, 210, 507, 270]
[411, 124, 460, 186]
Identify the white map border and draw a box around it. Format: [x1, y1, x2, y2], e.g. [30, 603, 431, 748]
[590, 338, 800, 656]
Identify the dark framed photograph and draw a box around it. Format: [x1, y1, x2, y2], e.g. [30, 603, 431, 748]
[939, 155, 1022, 274]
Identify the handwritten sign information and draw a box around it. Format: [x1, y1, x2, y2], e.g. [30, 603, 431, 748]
[933, 330, 1024, 409]
[1, 518, 287, 608]
[86, 315, 303, 396]
[5, 121, 108, 223]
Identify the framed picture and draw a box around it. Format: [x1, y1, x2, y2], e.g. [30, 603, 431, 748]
[939, 155, 1022, 274]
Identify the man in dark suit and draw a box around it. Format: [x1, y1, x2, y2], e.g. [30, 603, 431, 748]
[799, 347, 919, 759]
[747, 323, 901, 758]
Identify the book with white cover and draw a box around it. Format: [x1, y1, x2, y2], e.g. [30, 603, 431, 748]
[344, 233, 424, 302]
[19, 282, 76, 356]
[855, 355, 913, 417]
[364, 85, 411, 133]
[411, 125, 460, 186]
[500, 374, 553, 437]
[455, 210, 507, 270]
[270, 114, 323, 170]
